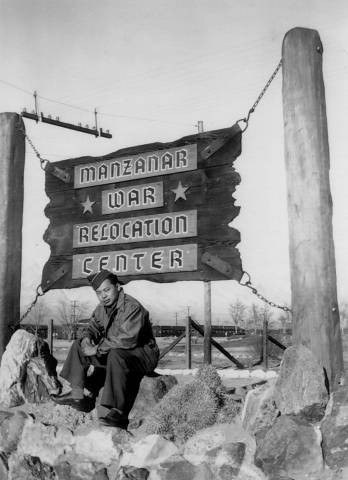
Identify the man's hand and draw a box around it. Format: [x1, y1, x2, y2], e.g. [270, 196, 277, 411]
[80, 337, 98, 357]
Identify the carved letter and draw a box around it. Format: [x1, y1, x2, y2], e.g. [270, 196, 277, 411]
[82, 257, 93, 274]
[143, 186, 155, 204]
[170, 249, 183, 268]
[151, 251, 163, 270]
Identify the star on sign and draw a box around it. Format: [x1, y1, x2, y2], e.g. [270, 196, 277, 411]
[81, 195, 95, 214]
[171, 181, 189, 202]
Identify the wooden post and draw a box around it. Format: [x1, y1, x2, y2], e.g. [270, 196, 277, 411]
[186, 315, 192, 369]
[262, 318, 268, 370]
[203, 281, 212, 364]
[48, 319, 54, 353]
[0, 113, 25, 360]
[282, 28, 344, 389]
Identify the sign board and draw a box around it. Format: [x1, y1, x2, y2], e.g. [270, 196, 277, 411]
[42, 125, 243, 289]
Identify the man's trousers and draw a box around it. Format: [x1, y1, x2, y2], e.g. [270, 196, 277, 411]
[60, 340, 159, 420]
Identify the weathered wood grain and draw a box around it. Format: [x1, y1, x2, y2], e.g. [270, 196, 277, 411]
[0, 113, 25, 358]
[282, 27, 343, 389]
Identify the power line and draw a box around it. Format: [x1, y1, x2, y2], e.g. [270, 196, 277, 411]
[0, 78, 33, 95]
[0, 77, 196, 127]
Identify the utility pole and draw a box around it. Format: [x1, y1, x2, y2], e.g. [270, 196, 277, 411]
[71, 300, 78, 339]
[282, 27, 344, 389]
[197, 120, 213, 364]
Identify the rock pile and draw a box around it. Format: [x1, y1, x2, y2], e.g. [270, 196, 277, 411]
[0, 332, 348, 479]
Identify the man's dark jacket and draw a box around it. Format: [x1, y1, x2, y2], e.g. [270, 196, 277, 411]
[84, 288, 159, 372]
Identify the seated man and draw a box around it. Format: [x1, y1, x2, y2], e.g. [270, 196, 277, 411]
[52, 269, 159, 429]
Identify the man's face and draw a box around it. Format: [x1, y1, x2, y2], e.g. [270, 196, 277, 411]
[96, 278, 119, 307]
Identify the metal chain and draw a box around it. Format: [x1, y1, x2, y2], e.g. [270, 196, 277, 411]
[12, 285, 44, 332]
[239, 271, 291, 313]
[12, 117, 48, 332]
[17, 115, 49, 170]
[237, 58, 282, 132]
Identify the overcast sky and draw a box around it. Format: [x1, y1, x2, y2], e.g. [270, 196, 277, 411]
[1, 0, 347, 323]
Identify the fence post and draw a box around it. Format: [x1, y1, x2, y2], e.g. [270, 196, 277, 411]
[262, 318, 268, 369]
[186, 315, 192, 369]
[203, 281, 212, 363]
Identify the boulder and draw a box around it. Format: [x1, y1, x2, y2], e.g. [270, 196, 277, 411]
[8, 452, 56, 480]
[149, 457, 213, 480]
[0, 410, 32, 454]
[0, 330, 61, 408]
[183, 420, 254, 466]
[183, 421, 266, 479]
[23, 357, 61, 402]
[0, 453, 8, 480]
[205, 441, 245, 478]
[69, 461, 106, 480]
[129, 375, 177, 428]
[93, 468, 110, 480]
[17, 421, 74, 465]
[0, 329, 36, 407]
[241, 378, 279, 439]
[255, 414, 323, 480]
[74, 425, 123, 465]
[120, 434, 179, 468]
[55, 461, 104, 480]
[274, 345, 328, 421]
[117, 466, 150, 479]
[321, 385, 348, 469]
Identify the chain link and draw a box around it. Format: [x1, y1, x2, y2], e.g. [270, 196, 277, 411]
[12, 285, 44, 332]
[237, 59, 282, 132]
[240, 271, 291, 313]
[17, 115, 49, 170]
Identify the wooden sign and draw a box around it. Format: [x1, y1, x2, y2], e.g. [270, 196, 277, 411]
[42, 125, 243, 289]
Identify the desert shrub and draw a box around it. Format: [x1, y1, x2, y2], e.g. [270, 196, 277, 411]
[145, 365, 228, 443]
[194, 364, 226, 400]
[216, 393, 241, 423]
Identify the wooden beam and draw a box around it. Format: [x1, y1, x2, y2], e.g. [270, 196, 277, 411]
[191, 319, 244, 369]
[159, 331, 186, 360]
[282, 28, 344, 389]
[186, 315, 192, 369]
[262, 319, 268, 370]
[0, 113, 25, 359]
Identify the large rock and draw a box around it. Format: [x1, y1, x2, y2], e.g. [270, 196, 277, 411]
[0, 329, 36, 407]
[255, 415, 323, 480]
[183, 420, 254, 466]
[117, 466, 150, 479]
[0, 410, 32, 454]
[149, 457, 214, 480]
[120, 434, 178, 468]
[321, 385, 348, 469]
[0, 330, 60, 408]
[205, 442, 245, 479]
[23, 357, 61, 402]
[0, 453, 8, 480]
[74, 425, 123, 465]
[241, 378, 279, 439]
[8, 452, 56, 480]
[17, 421, 74, 465]
[129, 375, 177, 428]
[274, 345, 329, 421]
[183, 420, 266, 479]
